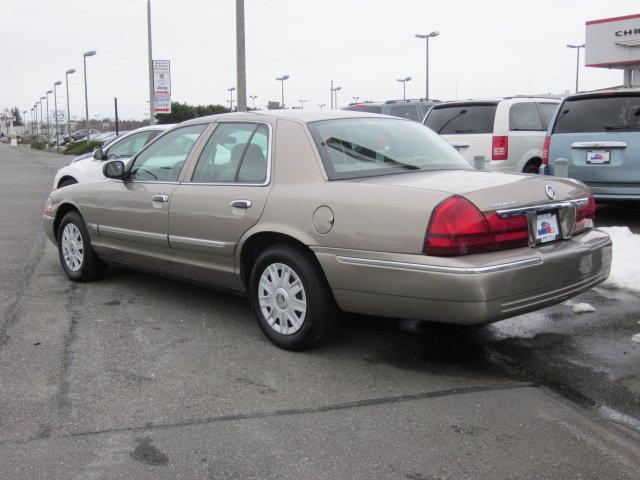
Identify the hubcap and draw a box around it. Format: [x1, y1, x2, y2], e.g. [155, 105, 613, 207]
[61, 223, 84, 272]
[258, 263, 307, 335]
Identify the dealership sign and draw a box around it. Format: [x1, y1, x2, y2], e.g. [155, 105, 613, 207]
[585, 13, 640, 68]
[153, 59, 171, 113]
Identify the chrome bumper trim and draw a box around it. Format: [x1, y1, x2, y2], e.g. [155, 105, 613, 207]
[335, 256, 542, 274]
[168, 235, 233, 249]
[495, 197, 588, 218]
[99, 225, 166, 241]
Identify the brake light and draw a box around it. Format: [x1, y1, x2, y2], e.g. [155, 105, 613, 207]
[423, 196, 528, 256]
[491, 136, 509, 160]
[574, 190, 596, 234]
[542, 136, 550, 165]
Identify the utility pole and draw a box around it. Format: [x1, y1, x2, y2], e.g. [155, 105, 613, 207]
[114, 98, 119, 135]
[147, 0, 156, 125]
[65, 69, 76, 138]
[236, 0, 247, 111]
[567, 44, 585, 93]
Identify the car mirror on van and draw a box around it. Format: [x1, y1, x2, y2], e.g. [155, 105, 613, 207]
[103, 160, 126, 180]
[93, 148, 106, 160]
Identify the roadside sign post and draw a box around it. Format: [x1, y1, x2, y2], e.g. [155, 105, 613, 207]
[152, 59, 172, 116]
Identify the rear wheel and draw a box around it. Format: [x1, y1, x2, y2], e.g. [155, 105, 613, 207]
[57, 211, 107, 282]
[522, 159, 542, 174]
[249, 245, 337, 350]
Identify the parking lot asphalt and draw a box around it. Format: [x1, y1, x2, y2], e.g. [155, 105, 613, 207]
[0, 144, 639, 479]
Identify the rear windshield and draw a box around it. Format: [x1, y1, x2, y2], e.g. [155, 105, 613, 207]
[424, 104, 497, 134]
[553, 94, 640, 133]
[343, 105, 383, 114]
[308, 117, 471, 180]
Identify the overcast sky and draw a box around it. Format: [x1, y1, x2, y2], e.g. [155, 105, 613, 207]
[4, 0, 639, 120]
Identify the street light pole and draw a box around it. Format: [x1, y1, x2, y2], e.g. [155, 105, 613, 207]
[318, 103, 326, 110]
[83, 50, 97, 140]
[65, 69, 76, 139]
[276, 75, 289, 108]
[53, 81, 62, 151]
[352, 96, 360, 104]
[235, 0, 247, 111]
[228, 87, 236, 111]
[415, 31, 439, 100]
[396, 76, 412, 101]
[330, 82, 341, 109]
[299, 99, 307, 109]
[249, 95, 258, 109]
[39, 97, 45, 140]
[147, 0, 156, 125]
[45, 90, 53, 141]
[567, 43, 585, 93]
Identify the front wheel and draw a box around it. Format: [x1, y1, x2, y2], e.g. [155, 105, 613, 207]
[57, 211, 107, 282]
[249, 245, 338, 350]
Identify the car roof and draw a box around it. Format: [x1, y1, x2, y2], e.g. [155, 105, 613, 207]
[564, 88, 640, 101]
[133, 123, 175, 132]
[180, 110, 399, 125]
[432, 96, 560, 107]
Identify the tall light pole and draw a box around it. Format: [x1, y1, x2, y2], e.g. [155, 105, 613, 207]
[415, 31, 439, 100]
[528, 74, 534, 95]
[147, 0, 155, 125]
[352, 96, 360, 104]
[39, 97, 45, 140]
[318, 103, 326, 110]
[249, 94, 258, 109]
[235, 0, 247, 111]
[330, 82, 341, 109]
[34, 104, 39, 138]
[65, 69, 76, 138]
[567, 43, 585, 93]
[45, 90, 53, 141]
[22, 110, 27, 132]
[83, 50, 97, 140]
[227, 87, 236, 111]
[53, 81, 62, 151]
[397, 76, 412, 101]
[299, 99, 307, 109]
[276, 74, 289, 108]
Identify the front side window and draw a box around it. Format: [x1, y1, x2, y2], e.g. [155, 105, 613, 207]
[191, 123, 269, 183]
[424, 104, 497, 134]
[509, 103, 543, 131]
[107, 131, 156, 159]
[130, 124, 206, 181]
[308, 117, 471, 180]
[553, 94, 640, 133]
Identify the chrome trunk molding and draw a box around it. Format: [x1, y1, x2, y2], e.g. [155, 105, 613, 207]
[335, 256, 542, 274]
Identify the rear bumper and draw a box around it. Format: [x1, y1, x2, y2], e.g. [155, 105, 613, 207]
[313, 229, 612, 324]
[586, 183, 640, 200]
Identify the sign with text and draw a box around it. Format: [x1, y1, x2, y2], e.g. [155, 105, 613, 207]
[585, 13, 640, 68]
[153, 60, 171, 95]
[154, 95, 171, 113]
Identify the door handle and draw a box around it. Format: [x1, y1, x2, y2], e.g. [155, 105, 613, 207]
[152, 194, 169, 203]
[231, 199, 252, 209]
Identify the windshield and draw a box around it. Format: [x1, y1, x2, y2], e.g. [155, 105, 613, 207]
[424, 104, 497, 134]
[308, 117, 471, 180]
[553, 94, 640, 133]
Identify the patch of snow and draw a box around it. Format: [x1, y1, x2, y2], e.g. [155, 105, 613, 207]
[567, 302, 596, 314]
[632, 334, 640, 344]
[599, 227, 640, 293]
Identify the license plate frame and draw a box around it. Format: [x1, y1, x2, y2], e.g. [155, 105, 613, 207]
[586, 150, 610, 165]
[533, 211, 561, 244]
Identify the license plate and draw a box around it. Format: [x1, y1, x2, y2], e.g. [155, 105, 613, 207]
[586, 150, 610, 165]
[535, 212, 561, 244]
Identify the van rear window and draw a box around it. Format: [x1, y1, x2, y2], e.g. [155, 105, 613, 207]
[553, 94, 640, 133]
[424, 104, 497, 134]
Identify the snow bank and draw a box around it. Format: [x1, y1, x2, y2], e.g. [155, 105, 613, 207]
[632, 334, 640, 344]
[570, 302, 596, 314]
[599, 226, 640, 293]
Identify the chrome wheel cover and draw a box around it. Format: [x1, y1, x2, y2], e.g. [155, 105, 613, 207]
[61, 223, 84, 272]
[258, 263, 307, 335]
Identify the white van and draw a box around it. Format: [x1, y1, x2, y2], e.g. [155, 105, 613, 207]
[423, 96, 560, 173]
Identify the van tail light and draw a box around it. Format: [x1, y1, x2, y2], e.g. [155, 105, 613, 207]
[423, 196, 528, 256]
[491, 136, 509, 160]
[573, 190, 596, 234]
[542, 136, 550, 165]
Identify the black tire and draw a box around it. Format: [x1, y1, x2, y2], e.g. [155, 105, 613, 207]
[522, 159, 542, 174]
[249, 244, 338, 351]
[57, 211, 107, 282]
[59, 178, 77, 188]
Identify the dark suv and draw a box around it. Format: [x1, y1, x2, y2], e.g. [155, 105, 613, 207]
[343, 99, 439, 122]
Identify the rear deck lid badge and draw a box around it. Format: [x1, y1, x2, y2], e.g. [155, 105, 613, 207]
[545, 185, 557, 200]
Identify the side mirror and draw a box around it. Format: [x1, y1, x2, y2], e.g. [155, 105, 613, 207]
[103, 160, 126, 179]
[93, 148, 105, 160]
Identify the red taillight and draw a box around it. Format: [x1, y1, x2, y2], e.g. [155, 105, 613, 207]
[491, 136, 509, 160]
[424, 196, 529, 256]
[574, 190, 596, 234]
[542, 136, 550, 165]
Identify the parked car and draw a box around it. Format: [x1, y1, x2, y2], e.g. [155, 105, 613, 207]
[53, 124, 173, 189]
[70, 129, 101, 141]
[343, 99, 439, 122]
[544, 89, 640, 200]
[43, 110, 611, 350]
[424, 96, 561, 173]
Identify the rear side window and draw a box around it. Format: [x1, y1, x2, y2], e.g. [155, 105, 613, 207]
[509, 103, 543, 131]
[424, 104, 497, 134]
[537, 103, 559, 129]
[389, 105, 421, 122]
[553, 95, 640, 133]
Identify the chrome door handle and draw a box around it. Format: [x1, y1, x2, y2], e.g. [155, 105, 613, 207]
[231, 199, 252, 209]
[152, 194, 169, 203]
